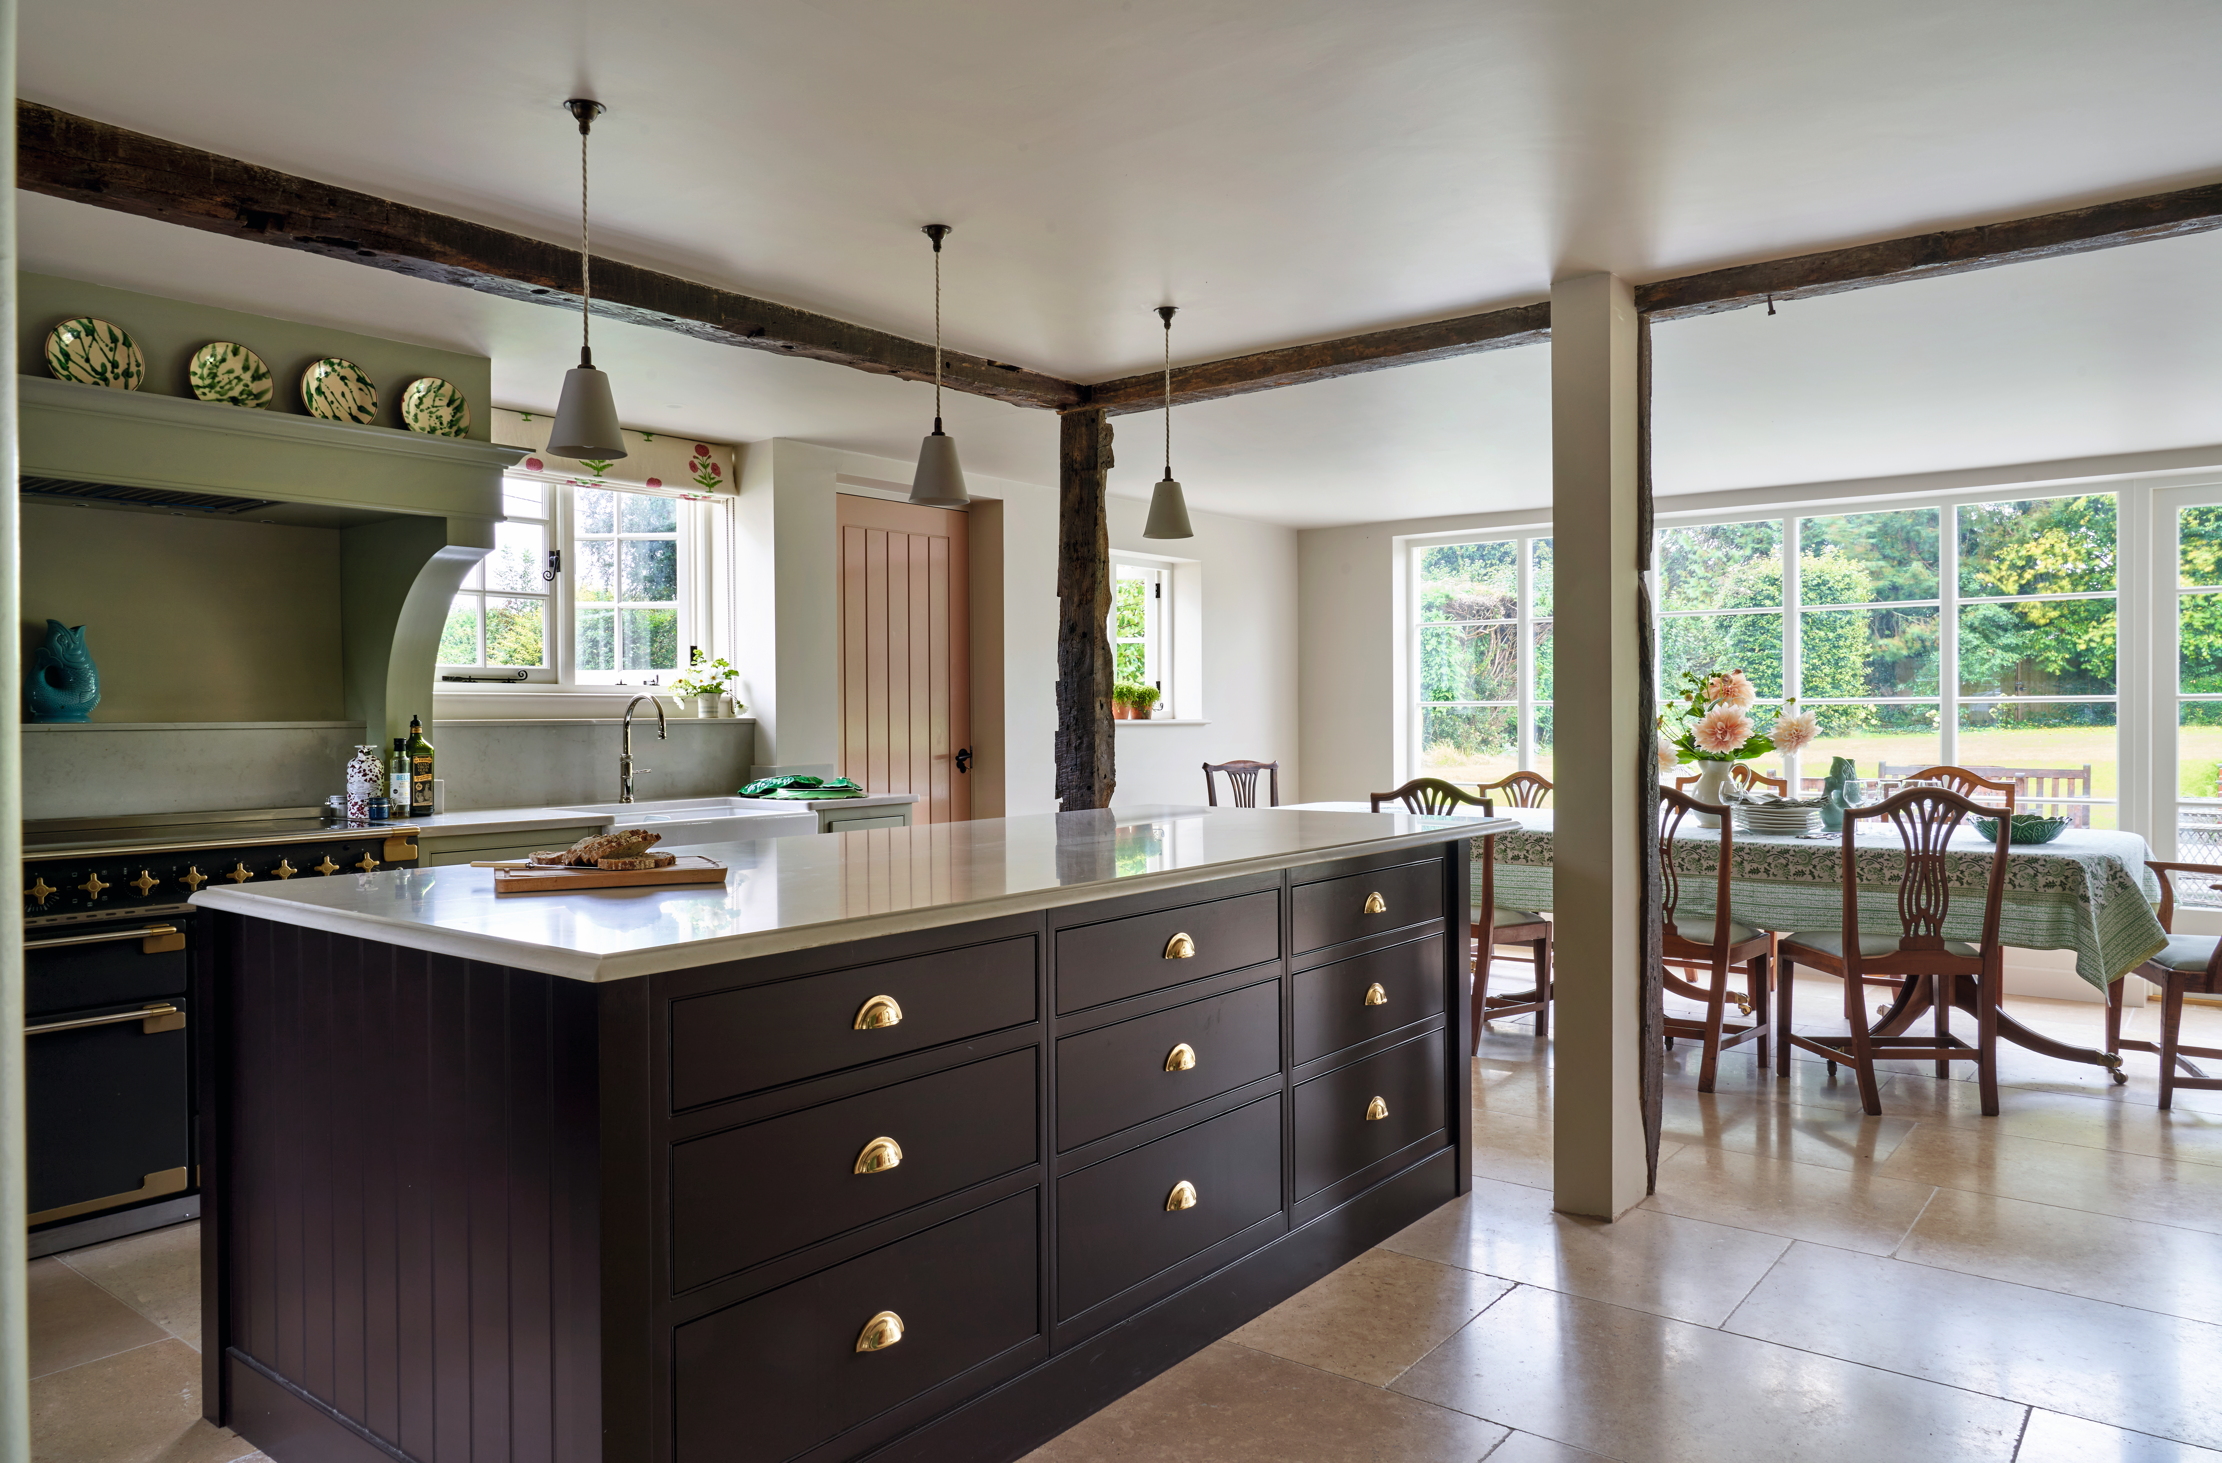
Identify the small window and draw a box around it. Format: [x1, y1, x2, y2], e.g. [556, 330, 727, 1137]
[1111, 561, 1170, 711]
[440, 482, 553, 681]
[573, 486, 682, 683]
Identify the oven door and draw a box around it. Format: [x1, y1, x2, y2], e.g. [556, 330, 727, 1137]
[24, 920, 193, 1226]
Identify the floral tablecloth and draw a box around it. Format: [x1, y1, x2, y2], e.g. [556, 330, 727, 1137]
[1472, 809, 2167, 990]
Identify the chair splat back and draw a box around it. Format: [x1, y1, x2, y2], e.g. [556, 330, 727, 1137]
[1475, 771, 1553, 808]
[1204, 759, 1281, 808]
[1370, 778, 1491, 815]
[1884, 765, 2017, 813]
[1842, 785, 2011, 963]
[1658, 785, 1735, 953]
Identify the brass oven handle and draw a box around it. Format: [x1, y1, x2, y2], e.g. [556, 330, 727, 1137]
[1364, 982, 1388, 1006]
[1363, 891, 1387, 915]
[26, 1002, 184, 1037]
[1163, 932, 1196, 960]
[1164, 1042, 1197, 1072]
[25, 923, 183, 955]
[854, 1137, 904, 1174]
[854, 994, 904, 1030]
[855, 1311, 905, 1352]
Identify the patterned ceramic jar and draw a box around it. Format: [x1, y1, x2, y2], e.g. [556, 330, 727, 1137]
[346, 744, 384, 823]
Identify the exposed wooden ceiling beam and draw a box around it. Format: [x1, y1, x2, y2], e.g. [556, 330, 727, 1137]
[1635, 180, 2222, 321]
[15, 100, 1084, 412]
[1081, 302, 1551, 416]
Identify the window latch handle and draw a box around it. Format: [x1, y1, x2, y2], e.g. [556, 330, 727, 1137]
[542, 548, 561, 583]
[955, 748, 973, 774]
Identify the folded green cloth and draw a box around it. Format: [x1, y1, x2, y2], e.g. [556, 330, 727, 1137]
[739, 775, 866, 799]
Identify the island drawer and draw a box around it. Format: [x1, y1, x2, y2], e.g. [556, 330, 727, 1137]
[1293, 934, 1447, 1066]
[1055, 889, 1280, 1014]
[674, 1189, 1038, 1463]
[1057, 1094, 1283, 1321]
[670, 935, 1037, 1110]
[1293, 1031, 1447, 1201]
[1291, 858, 1444, 956]
[671, 1048, 1038, 1290]
[1056, 979, 1280, 1151]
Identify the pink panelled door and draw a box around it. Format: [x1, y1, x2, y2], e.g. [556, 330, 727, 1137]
[837, 494, 971, 823]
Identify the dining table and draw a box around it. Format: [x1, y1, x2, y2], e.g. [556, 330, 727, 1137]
[1285, 800, 2171, 1080]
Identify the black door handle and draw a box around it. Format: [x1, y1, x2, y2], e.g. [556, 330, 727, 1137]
[955, 748, 973, 774]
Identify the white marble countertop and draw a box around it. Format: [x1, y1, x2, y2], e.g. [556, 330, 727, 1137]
[191, 804, 1504, 982]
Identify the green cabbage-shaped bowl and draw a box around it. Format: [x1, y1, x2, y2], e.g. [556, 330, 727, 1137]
[1973, 814, 2071, 845]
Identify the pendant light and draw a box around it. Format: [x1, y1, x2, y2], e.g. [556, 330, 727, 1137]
[548, 97, 627, 461]
[909, 224, 970, 506]
[1142, 304, 1195, 539]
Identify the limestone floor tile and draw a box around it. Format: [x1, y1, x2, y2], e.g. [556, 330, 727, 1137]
[1640, 1143, 1937, 1254]
[1390, 1284, 2027, 1463]
[27, 1258, 166, 1380]
[2017, 1409, 2222, 1461]
[1483, 1432, 1619, 1462]
[1874, 1121, 2222, 1234]
[30, 1338, 259, 1463]
[1661, 1047, 1879, 1114]
[60, 1220, 202, 1348]
[1725, 1242, 2222, 1450]
[1472, 1106, 1557, 1189]
[1226, 1247, 1512, 1386]
[1019, 1341, 1509, 1462]
[1661, 1089, 1917, 1171]
[1896, 1185, 2222, 1327]
[1380, 1178, 1788, 1327]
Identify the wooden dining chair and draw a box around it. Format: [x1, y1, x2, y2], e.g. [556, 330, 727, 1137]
[1776, 785, 2013, 1115]
[1889, 765, 2018, 812]
[1474, 770, 1554, 808]
[1674, 765, 1789, 797]
[1474, 830, 1552, 1042]
[2104, 862, 2222, 1110]
[1203, 759, 1281, 808]
[1370, 778, 1491, 814]
[1658, 786, 1774, 1091]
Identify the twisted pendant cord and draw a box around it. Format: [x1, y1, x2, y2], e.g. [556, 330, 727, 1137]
[1163, 318, 1172, 478]
[579, 129, 592, 355]
[933, 246, 943, 424]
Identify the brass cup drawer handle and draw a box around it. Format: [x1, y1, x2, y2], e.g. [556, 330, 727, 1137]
[1363, 982, 1388, 1006]
[854, 994, 904, 1030]
[26, 1002, 184, 1037]
[1365, 1096, 1389, 1121]
[1165, 1180, 1199, 1211]
[1163, 932, 1196, 960]
[854, 1136, 904, 1174]
[1164, 1042, 1197, 1072]
[855, 1310, 905, 1352]
[1363, 891, 1387, 915]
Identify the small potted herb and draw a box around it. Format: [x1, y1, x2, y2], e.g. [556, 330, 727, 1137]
[1112, 682, 1163, 720]
[668, 657, 743, 718]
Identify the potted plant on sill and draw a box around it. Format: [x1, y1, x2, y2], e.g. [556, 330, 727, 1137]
[1113, 682, 1164, 721]
[668, 657, 744, 718]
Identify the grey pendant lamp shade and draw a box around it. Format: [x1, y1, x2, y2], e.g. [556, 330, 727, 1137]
[548, 98, 628, 461]
[1143, 304, 1194, 539]
[909, 224, 970, 506]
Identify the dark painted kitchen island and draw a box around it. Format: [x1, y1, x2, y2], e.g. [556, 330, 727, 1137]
[187, 804, 1494, 1463]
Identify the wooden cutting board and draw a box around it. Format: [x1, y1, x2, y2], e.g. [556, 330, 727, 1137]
[492, 856, 729, 896]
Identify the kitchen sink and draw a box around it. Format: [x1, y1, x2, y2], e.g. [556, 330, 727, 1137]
[560, 799, 820, 843]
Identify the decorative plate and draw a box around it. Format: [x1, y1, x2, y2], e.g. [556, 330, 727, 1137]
[187, 341, 272, 409]
[300, 357, 379, 424]
[399, 376, 470, 437]
[45, 317, 145, 390]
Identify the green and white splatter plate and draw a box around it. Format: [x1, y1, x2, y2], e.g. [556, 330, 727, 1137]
[45, 317, 145, 390]
[301, 358, 379, 424]
[188, 341, 272, 409]
[399, 376, 470, 437]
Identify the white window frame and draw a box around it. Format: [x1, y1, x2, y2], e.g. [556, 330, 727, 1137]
[1110, 560, 1169, 701]
[438, 473, 720, 693]
[1406, 532, 1553, 783]
[438, 477, 558, 684]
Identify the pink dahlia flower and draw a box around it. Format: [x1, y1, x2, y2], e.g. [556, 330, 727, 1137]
[1656, 737, 1680, 774]
[1770, 710, 1819, 754]
[1703, 670, 1759, 711]
[1693, 707, 1754, 756]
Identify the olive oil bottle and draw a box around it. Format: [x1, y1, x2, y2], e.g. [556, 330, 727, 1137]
[405, 715, 436, 817]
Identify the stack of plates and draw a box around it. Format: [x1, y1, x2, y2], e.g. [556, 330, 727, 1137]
[1732, 800, 1823, 836]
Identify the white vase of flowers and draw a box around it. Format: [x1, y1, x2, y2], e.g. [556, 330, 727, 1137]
[1660, 669, 1818, 828]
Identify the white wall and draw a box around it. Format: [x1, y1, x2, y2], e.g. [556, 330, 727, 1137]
[1110, 498, 1300, 809]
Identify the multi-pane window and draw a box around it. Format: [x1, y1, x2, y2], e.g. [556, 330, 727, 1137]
[439, 477, 691, 687]
[1654, 495, 2117, 824]
[1412, 536, 1553, 784]
[1110, 561, 1169, 706]
[2176, 504, 2222, 873]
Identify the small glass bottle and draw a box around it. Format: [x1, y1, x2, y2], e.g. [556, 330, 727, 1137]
[389, 738, 411, 818]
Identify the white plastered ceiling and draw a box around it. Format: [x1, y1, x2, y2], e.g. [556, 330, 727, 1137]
[17, 0, 2222, 526]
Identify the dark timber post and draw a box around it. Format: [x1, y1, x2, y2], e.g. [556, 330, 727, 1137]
[1056, 408, 1116, 810]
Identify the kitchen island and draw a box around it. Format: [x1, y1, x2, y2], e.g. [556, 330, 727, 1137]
[188, 804, 1494, 1463]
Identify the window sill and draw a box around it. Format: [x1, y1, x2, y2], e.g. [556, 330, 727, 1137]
[1114, 718, 1211, 727]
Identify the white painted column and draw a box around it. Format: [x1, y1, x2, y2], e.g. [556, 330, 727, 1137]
[1549, 273, 1650, 1219]
[1, 0, 30, 1448]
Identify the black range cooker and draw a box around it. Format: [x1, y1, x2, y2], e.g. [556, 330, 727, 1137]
[22, 808, 419, 1255]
